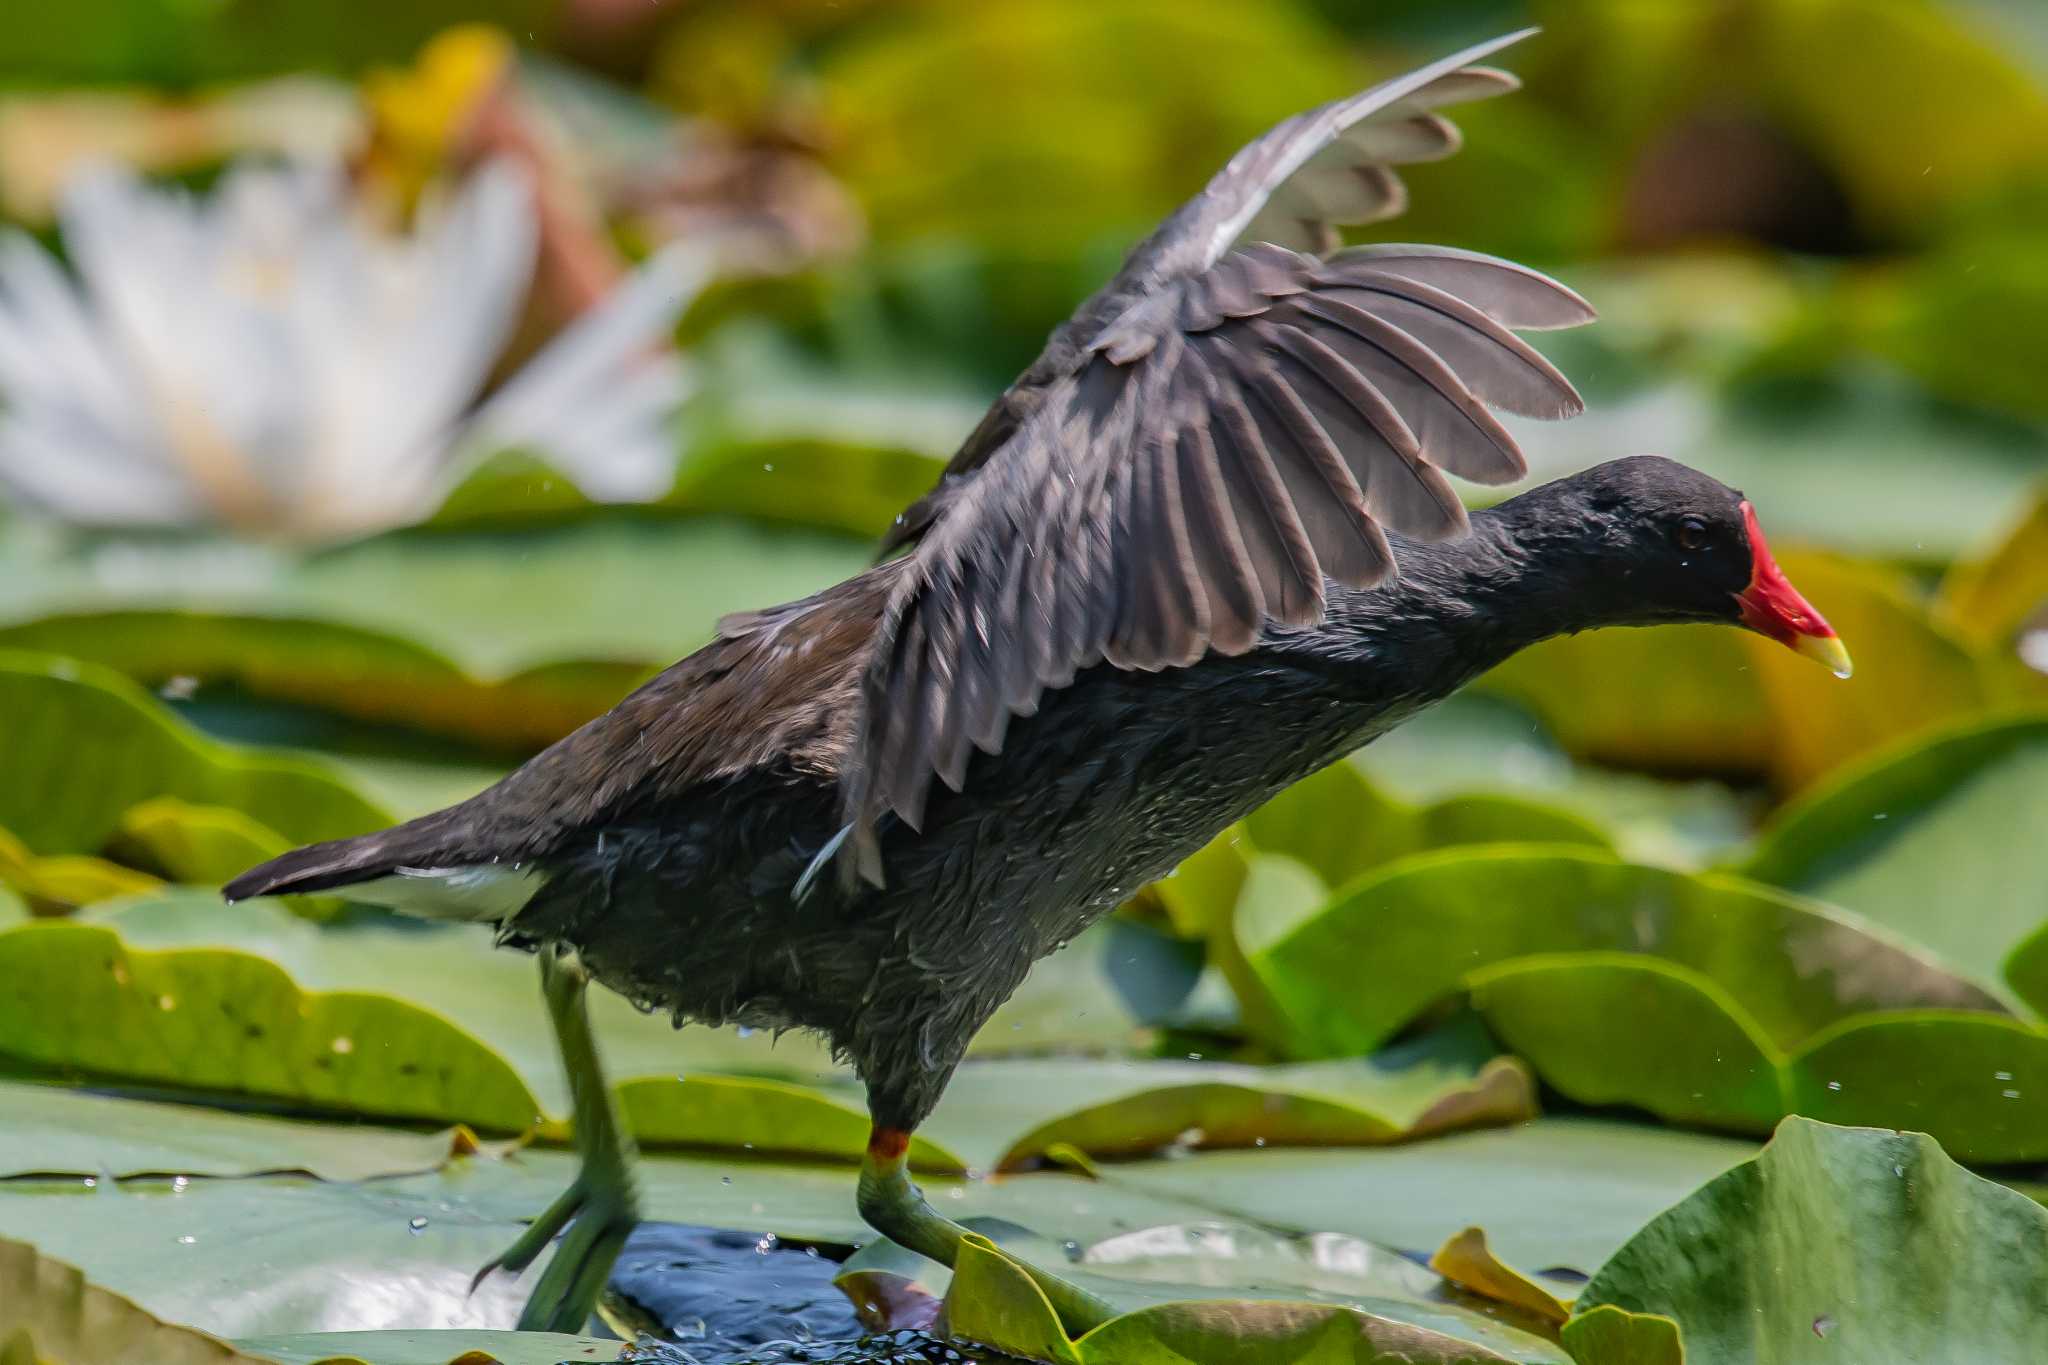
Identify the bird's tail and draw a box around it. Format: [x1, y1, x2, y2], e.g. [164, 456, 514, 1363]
[222, 809, 466, 902]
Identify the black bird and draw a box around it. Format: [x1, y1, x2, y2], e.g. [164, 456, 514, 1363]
[226, 29, 1850, 1334]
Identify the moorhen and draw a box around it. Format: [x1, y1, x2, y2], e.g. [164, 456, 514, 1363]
[226, 29, 1851, 1335]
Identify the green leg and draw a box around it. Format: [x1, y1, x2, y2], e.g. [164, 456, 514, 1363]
[473, 946, 641, 1334]
[858, 1126, 1117, 1334]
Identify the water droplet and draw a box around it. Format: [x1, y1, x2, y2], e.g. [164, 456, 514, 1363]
[755, 1233, 780, 1254]
[1826, 1080, 1843, 1091]
[1253, 1137, 1267, 1148]
[1812, 1314, 1835, 1339]
[176, 1235, 196, 1245]
[1186, 1052, 1204, 1061]
[675, 1316, 708, 1340]
[1894, 1164, 1906, 1178]
[721, 1176, 733, 1186]
[736, 1025, 756, 1039]
[1995, 1071, 2014, 1081]
[1060, 1239, 1082, 1260]
[170, 1176, 189, 1193]
[2003, 1088, 2022, 1099]
[408, 1216, 428, 1234]
[81, 1177, 96, 1189]
[330, 1036, 353, 1054]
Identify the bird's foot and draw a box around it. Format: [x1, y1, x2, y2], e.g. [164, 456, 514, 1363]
[473, 1173, 642, 1334]
[859, 1125, 1115, 1334]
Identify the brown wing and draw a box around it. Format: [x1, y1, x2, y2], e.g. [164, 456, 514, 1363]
[842, 33, 1594, 886]
[878, 29, 1537, 557]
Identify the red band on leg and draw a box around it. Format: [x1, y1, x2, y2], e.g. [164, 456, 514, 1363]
[867, 1126, 912, 1162]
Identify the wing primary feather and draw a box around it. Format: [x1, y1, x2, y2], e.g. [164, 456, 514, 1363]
[1297, 292, 1526, 484]
[1263, 322, 1466, 540]
[1338, 244, 1595, 330]
[1190, 340, 1325, 625]
[1213, 331, 1394, 587]
[1327, 268, 1582, 419]
[1175, 414, 1265, 654]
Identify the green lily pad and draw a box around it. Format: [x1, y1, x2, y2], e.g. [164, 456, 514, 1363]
[0, 611, 647, 754]
[0, 516, 867, 683]
[0, 652, 386, 855]
[1939, 485, 2048, 656]
[941, 1231, 1573, 1364]
[236, 1331, 622, 1365]
[1560, 1306, 1685, 1365]
[1471, 554, 2004, 794]
[1578, 1117, 2048, 1362]
[0, 1234, 261, 1365]
[0, 823, 160, 912]
[0, 920, 539, 1132]
[1742, 551, 2009, 793]
[1741, 713, 2048, 986]
[1475, 953, 2048, 1161]
[89, 891, 847, 1115]
[0, 1083, 487, 1183]
[618, 1074, 963, 1172]
[1471, 955, 1786, 1133]
[1089, 1118, 1760, 1280]
[112, 799, 343, 922]
[1244, 848, 2000, 1060]
[921, 1046, 1535, 1173]
[1242, 762, 1611, 898]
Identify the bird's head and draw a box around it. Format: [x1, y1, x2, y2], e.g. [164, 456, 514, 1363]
[1563, 455, 1852, 677]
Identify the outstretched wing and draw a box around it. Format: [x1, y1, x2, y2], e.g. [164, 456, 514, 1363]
[844, 31, 1593, 884]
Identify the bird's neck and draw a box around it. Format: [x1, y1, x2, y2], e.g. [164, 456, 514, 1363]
[1293, 481, 1626, 701]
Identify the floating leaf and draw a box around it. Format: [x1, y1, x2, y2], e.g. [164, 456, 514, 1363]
[939, 1230, 1572, 1364]
[1245, 848, 1999, 1060]
[1560, 1306, 1685, 1365]
[0, 825, 158, 913]
[1939, 484, 2048, 655]
[0, 611, 645, 753]
[0, 1082, 485, 1184]
[0, 920, 538, 1132]
[1578, 1118, 2048, 1363]
[1742, 712, 2048, 986]
[0, 1235, 260, 1365]
[1741, 550, 2008, 791]
[617, 1075, 963, 1173]
[1085, 1118, 1759, 1285]
[0, 653, 386, 855]
[924, 1048, 1535, 1173]
[1431, 1228, 1571, 1327]
[236, 1331, 622, 1365]
[112, 799, 341, 922]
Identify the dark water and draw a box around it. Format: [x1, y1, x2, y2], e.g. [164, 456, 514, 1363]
[606, 1223, 1026, 1365]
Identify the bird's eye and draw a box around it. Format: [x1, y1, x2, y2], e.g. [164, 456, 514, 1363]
[1676, 517, 1709, 552]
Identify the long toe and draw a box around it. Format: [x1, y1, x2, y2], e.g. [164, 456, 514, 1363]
[513, 1196, 641, 1334]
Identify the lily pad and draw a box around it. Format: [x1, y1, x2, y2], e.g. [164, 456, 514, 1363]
[0, 1235, 260, 1365]
[236, 1331, 622, 1365]
[1578, 1117, 2048, 1362]
[1740, 713, 2048, 986]
[1939, 485, 2048, 658]
[1090, 1118, 1759, 1280]
[1471, 555, 2004, 793]
[0, 920, 539, 1132]
[920, 1046, 1535, 1173]
[0, 611, 647, 753]
[0, 652, 386, 855]
[1560, 1306, 1685, 1365]
[940, 1231, 1573, 1364]
[1475, 953, 2048, 1161]
[0, 823, 159, 912]
[1742, 551, 2010, 792]
[0, 1083, 488, 1183]
[1243, 848, 2000, 1061]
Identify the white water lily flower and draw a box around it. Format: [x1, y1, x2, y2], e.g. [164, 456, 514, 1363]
[0, 157, 705, 538]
